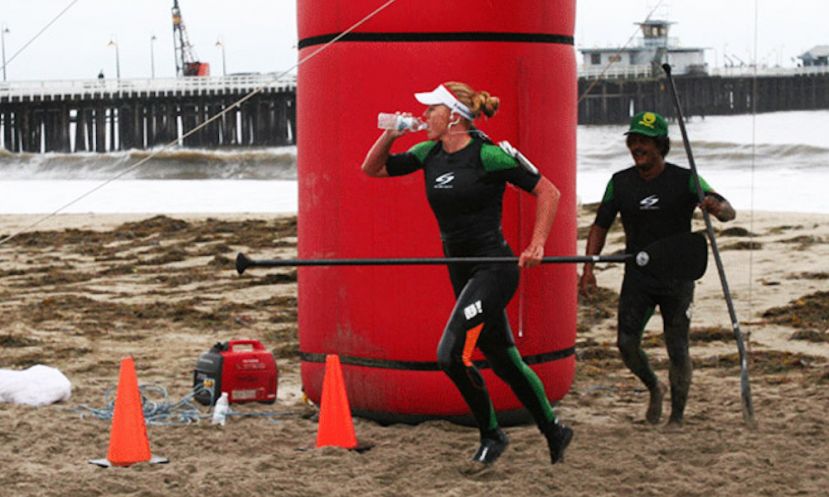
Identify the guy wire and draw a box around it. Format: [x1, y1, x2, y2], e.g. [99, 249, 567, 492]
[0, 0, 401, 248]
[0, 0, 80, 75]
[576, 0, 666, 104]
[746, 0, 759, 340]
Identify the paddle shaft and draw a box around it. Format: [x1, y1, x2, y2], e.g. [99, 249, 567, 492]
[663, 63, 755, 426]
[240, 254, 630, 269]
[236, 232, 708, 280]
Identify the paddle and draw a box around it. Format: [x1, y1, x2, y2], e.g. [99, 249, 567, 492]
[236, 232, 707, 281]
[663, 63, 755, 427]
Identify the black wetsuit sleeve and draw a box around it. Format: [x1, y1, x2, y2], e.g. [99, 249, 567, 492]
[594, 178, 619, 229]
[386, 152, 422, 176]
[386, 141, 437, 176]
[498, 166, 541, 193]
[705, 191, 727, 202]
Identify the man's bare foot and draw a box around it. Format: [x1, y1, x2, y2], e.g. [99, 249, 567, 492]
[646, 382, 667, 424]
[666, 414, 684, 429]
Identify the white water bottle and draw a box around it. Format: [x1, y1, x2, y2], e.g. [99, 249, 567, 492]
[211, 392, 229, 426]
[377, 112, 427, 132]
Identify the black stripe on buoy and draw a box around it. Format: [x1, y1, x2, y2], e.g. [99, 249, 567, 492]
[299, 346, 575, 371]
[298, 32, 574, 49]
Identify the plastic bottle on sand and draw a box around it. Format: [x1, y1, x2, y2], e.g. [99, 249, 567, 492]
[377, 112, 428, 132]
[212, 392, 229, 426]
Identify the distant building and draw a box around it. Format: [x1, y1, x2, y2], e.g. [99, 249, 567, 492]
[798, 46, 829, 67]
[579, 19, 707, 78]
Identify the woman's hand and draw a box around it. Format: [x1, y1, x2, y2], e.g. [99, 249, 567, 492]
[519, 242, 544, 268]
[519, 177, 559, 268]
[386, 112, 416, 138]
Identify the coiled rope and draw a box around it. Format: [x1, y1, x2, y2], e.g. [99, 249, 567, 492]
[69, 383, 294, 426]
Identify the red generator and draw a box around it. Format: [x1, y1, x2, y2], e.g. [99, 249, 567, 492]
[193, 339, 278, 406]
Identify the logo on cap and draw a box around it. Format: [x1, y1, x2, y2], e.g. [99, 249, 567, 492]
[639, 112, 657, 129]
[627, 111, 667, 137]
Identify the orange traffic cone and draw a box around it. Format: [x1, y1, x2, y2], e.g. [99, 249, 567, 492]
[89, 356, 168, 467]
[315, 354, 358, 449]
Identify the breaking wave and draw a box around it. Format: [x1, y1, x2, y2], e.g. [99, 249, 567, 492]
[579, 139, 829, 172]
[0, 146, 298, 180]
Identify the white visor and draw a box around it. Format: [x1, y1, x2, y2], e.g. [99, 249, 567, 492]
[414, 85, 474, 121]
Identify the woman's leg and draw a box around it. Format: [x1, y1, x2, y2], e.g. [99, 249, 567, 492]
[436, 263, 515, 463]
[479, 320, 573, 464]
[436, 275, 503, 435]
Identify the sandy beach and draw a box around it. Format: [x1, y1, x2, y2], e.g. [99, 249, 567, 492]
[1, 207, 828, 497]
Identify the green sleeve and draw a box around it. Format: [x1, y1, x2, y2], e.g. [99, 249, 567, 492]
[480, 143, 518, 172]
[407, 141, 438, 164]
[689, 174, 714, 194]
[594, 178, 618, 229]
[601, 179, 615, 203]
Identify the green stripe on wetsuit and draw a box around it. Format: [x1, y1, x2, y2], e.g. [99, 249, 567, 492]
[407, 141, 519, 172]
[506, 346, 556, 423]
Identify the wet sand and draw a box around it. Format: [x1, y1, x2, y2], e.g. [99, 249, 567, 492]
[0, 208, 827, 497]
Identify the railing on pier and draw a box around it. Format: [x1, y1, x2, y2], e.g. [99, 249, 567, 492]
[0, 75, 297, 153]
[577, 63, 829, 81]
[0, 74, 296, 100]
[708, 65, 829, 78]
[577, 67, 829, 124]
[578, 64, 655, 80]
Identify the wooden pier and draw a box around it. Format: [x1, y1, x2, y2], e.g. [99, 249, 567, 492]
[3, 68, 829, 151]
[0, 75, 296, 153]
[578, 66, 829, 124]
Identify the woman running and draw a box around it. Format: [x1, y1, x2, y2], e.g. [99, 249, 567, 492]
[360, 81, 573, 465]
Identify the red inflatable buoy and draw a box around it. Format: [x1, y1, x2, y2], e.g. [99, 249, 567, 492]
[297, 0, 576, 424]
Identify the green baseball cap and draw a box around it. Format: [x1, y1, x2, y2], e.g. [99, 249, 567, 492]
[625, 111, 668, 137]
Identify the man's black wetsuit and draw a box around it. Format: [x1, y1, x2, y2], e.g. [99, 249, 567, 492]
[386, 137, 558, 436]
[593, 162, 719, 421]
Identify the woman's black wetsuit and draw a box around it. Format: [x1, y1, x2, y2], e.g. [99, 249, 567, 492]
[386, 137, 558, 436]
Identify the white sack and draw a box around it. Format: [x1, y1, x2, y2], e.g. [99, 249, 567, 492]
[0, 365, 72, 406]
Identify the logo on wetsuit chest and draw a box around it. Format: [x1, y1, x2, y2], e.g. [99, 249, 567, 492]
[434, 172, 455, 189]
[639, 194, 660, 210]
[464, 300, 483, 320]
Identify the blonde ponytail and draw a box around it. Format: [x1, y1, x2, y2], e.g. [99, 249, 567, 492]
[444, 81, 500, 119]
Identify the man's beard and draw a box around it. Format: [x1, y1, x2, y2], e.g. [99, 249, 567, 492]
[635, 161, 655, 172]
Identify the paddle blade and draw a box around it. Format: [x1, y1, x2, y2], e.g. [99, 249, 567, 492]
[635, 232, 708, 280]
[236, 253, 251, 274]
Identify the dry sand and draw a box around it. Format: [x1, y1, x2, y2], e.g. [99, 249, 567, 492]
[1, 208, 828, 497]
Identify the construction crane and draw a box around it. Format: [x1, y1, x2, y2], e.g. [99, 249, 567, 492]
[171, 0, 209, 77]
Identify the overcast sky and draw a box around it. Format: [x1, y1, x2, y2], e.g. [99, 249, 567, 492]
[0, 0, 826, 81]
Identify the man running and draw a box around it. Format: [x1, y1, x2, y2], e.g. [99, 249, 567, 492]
[579, 111, 735, 426]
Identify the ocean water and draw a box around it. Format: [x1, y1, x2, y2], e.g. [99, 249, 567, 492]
[578, 110, 829, 214]
[1, 110, 828, 214]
